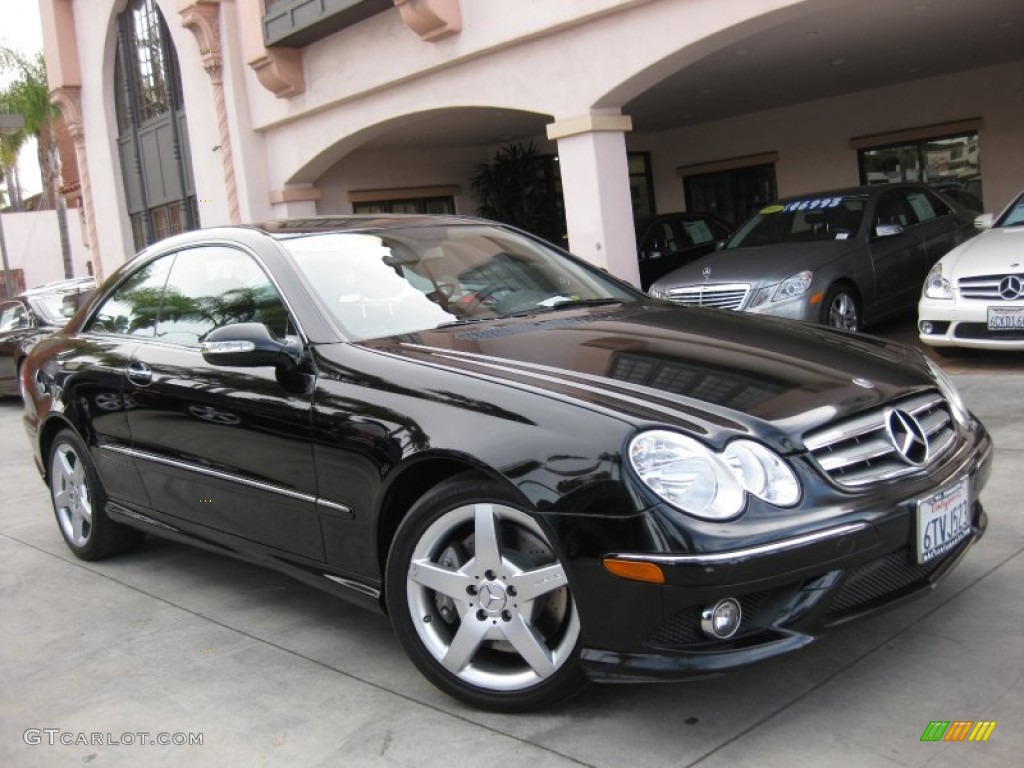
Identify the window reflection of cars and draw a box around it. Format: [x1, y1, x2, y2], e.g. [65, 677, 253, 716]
[0, 278, 96, 398]
[919, 189, 1024, 354]
[648, 183, 976, 332]
[23, 216, 992, 712]
[635, 212, 734, 290]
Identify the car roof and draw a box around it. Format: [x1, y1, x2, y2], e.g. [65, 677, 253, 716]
[21, 277, 96, 297]
[250, 214, 488, 236]
[774, 182, 931, 203]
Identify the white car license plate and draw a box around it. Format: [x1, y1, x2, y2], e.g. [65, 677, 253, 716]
[916, 477, 971, 564]
[987, 306, 1024, 331]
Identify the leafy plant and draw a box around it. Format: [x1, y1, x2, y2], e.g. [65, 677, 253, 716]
[470, 142, 565, 245]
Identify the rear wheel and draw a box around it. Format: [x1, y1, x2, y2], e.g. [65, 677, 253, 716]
[386, 476, 586, 711]
[49, 429, 143, 560]
[822, 284, 861, 332]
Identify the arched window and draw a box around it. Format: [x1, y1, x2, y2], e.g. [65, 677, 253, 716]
[114, 0, 198, 251]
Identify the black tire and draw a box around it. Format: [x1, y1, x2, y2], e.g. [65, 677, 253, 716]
[48, 429, 144, 561]
[385, 475, 587, 711]
[822, 284, 861, 332]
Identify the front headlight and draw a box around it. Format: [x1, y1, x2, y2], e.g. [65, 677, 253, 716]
[628, 431, 800, 521]
[923, 262, 953, 300]
[773, 271, 813, 301]
[926, 358, 971, 427]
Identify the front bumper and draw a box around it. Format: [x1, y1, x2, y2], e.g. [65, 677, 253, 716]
[919, 297, 1024, 350]
[570, 426, 993, 682]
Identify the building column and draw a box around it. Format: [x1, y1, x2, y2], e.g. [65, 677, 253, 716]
[546, 112, 639, 288]
[50, 86, 104, 281]
[179, 0, 241, 224]
[269, 185, 321, 218]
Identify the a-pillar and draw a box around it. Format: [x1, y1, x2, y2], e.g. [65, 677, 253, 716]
[546, 112, 639, 288]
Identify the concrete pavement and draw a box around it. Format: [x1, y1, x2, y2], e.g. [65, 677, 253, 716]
[1, 365, 1021, 767]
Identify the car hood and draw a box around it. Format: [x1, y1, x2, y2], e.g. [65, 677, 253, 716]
[359, 302, 933, 451]
[941, 226, 1024, 277]
[651, 240, 862, 290]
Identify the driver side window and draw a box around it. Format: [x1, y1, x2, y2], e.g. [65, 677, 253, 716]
[157, 247, 291, 345]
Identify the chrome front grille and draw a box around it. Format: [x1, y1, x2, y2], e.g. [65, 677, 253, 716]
[957, 273, 1024, 300]
[803, 392, 956, 488]
[665, 283, 750, 310]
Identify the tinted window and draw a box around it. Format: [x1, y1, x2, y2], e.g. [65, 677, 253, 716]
[905, 189, 950, 222]
[995, 193, 1024, 228]
[87, 257, 172, 336]
[874, 191, 917, 228]
[156, 247, 291, 345]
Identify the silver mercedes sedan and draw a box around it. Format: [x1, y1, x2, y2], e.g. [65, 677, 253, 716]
[648, 183, 975, 332]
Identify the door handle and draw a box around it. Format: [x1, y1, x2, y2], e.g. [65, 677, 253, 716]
[126, 361, 153, 387]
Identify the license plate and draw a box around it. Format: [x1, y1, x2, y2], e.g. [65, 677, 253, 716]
[987, 306, 1024, 331]
[916, 477, 971, 564]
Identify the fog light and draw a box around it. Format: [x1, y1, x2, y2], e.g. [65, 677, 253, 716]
[920, 320, 934, 335]
[701, 598, 742, 639]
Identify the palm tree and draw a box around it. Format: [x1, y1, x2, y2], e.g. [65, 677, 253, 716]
[0, 46, 73, 278]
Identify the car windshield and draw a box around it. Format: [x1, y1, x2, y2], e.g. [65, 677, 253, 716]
[26, 293, 75, 325]
[279, 224, 638, 340]
[726, 195, 867, 249]
[995, 193, 1024, 228]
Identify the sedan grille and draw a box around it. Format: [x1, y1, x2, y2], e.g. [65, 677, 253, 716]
[803, 392, 955, 488]
[957, 273, 1024, 301]
[664, 283, 750, 310]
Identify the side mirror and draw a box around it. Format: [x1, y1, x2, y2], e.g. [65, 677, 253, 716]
[974, 213, 995, 230]
[874, 223, 904, 239]
[200, 323, 302, 370]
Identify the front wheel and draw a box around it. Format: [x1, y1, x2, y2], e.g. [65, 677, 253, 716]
[386, 476, 587, 711]
[49, 429, 143, 560]
[822, 284, 861, 332]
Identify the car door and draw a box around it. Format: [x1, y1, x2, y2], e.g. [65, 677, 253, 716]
[122, 245, 324, 561]
[867, 189, 927, 318]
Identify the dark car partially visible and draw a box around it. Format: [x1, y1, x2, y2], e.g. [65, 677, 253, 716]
[0, 278, 95, 396]
[636, 211, 733, 290]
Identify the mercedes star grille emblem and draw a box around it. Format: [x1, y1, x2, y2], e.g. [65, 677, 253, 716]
[997, 275, 1023, 300]
[885, 409, 929, 466]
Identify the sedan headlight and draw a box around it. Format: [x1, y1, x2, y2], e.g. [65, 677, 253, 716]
[748, 272, 813, 308]
[628, 431, 800, 521]
[926, 358, 971, 427]
[923, 262, 953, 300]
[774, 270, 813, 301]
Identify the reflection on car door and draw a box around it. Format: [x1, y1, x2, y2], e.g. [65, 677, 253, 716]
[118, 246, 323, 560]
[867, 189, 927, 318]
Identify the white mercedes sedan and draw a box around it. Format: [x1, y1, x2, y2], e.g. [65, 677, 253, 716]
[919, 190, 1024, 354]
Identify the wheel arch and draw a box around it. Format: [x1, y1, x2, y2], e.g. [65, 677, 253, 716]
[375, 456, 519, 611]
[822, 278, 864, 324]
[37, 414, 88, 484]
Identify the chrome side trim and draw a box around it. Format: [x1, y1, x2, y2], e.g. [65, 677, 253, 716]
[323, 574, 380, 599]
[106, 502, 180, 532]
[100, 444, 351, 514]
[609, 522, 870, 566]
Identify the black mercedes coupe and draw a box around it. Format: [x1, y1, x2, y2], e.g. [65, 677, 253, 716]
[21, 216, 992, 711]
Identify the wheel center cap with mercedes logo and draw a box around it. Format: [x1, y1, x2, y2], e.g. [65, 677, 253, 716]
[478, 583, 508, 615]
[885, 409, 929, 466]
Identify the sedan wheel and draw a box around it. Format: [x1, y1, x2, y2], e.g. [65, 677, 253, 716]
[387, 476, 586, 711]
[49, 430, 143, 560]
[824, 287, 861, 332]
